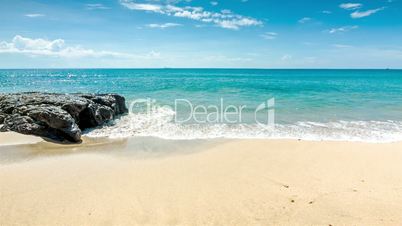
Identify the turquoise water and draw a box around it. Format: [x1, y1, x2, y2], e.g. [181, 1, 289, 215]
[1, 69, 402, 142]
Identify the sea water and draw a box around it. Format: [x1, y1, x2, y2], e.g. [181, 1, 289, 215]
[1, 69, 402, 142]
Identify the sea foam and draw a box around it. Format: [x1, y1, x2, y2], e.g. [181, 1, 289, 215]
[84, 107, 402, 143]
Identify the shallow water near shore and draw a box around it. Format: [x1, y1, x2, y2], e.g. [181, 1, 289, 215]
[0, 136, 224, 164]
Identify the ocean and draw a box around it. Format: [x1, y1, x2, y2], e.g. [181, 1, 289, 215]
[1, 69, 402, 142]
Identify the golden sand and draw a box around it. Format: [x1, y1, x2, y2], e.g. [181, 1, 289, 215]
[1, 136, 402, 225]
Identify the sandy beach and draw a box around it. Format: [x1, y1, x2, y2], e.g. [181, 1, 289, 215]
[1, 0, 402, 223]
[1, 134, 402, 226]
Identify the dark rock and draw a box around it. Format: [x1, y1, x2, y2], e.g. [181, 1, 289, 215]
[0, 114, 5, 124]
[0, 92, 128, 143]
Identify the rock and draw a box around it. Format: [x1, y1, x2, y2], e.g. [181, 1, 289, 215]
[0, 92, 128, 143]
[0, 114, 5, 124]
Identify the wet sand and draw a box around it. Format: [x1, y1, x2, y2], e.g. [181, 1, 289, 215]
[0, 132, 43, 146]
[1, 135, 402, 225]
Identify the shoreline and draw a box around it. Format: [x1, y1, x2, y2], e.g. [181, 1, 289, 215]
[0, 132, 44, 146]
[1, 135, 402, 225]
[2, 131, 402, 147]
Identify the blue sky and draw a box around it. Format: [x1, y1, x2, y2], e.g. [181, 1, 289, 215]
[0, 0, 401, 68]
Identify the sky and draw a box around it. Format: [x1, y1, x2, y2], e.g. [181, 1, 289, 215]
[0, 0, 401, 68]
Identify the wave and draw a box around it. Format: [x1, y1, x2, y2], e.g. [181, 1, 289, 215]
[84, 106, 402, 143]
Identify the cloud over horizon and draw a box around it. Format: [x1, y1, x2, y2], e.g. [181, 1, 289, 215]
[339, 3, 385, 19]
[351, 7, 385, 18]
[328, 25, 358, 34]
[146, 23, 182, 28]
[0, 35, 159, 59]
[25, 13, 45, 18]
[86, 3, 110, 10]
[119, 0, 262, 30]
[339, 3, 362, 10]
[261, 32, 278, 40]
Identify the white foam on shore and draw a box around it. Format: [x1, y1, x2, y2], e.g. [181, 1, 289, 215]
[84, 107, 402, 143]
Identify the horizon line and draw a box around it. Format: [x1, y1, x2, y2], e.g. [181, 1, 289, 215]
[0, 68, 401, 70]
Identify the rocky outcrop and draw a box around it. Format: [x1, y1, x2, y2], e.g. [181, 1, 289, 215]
[0, 93, 128, 143]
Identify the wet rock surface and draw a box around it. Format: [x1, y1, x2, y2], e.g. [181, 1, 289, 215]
[0, 92, 128, 143]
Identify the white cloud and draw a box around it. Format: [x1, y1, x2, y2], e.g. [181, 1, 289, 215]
[221, 9, 232, 14]
[119, 0, 262, 30]
[210, 1, 218, 6]
[0, 35, 158, 59]
[351, 7, 385, 18]
[86, 3, 110, 10]
[298, 17, 311, 24]
[25, 13, 45, 18]
[146, 50, 161, 58]
[328, 25, 358, 34]
[203, 55, 252, 62]
[322, 10, 332, 14]
[281, 54, 292, 61]
[120, 0, 163, 12]
[261, 32, 278, 40]
[333, 44, 353, 48]
[339, 3, 362, 10]
[147, 23, 182, 28]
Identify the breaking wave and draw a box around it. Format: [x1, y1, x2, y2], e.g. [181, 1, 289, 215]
[84, 107, 402, 143]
